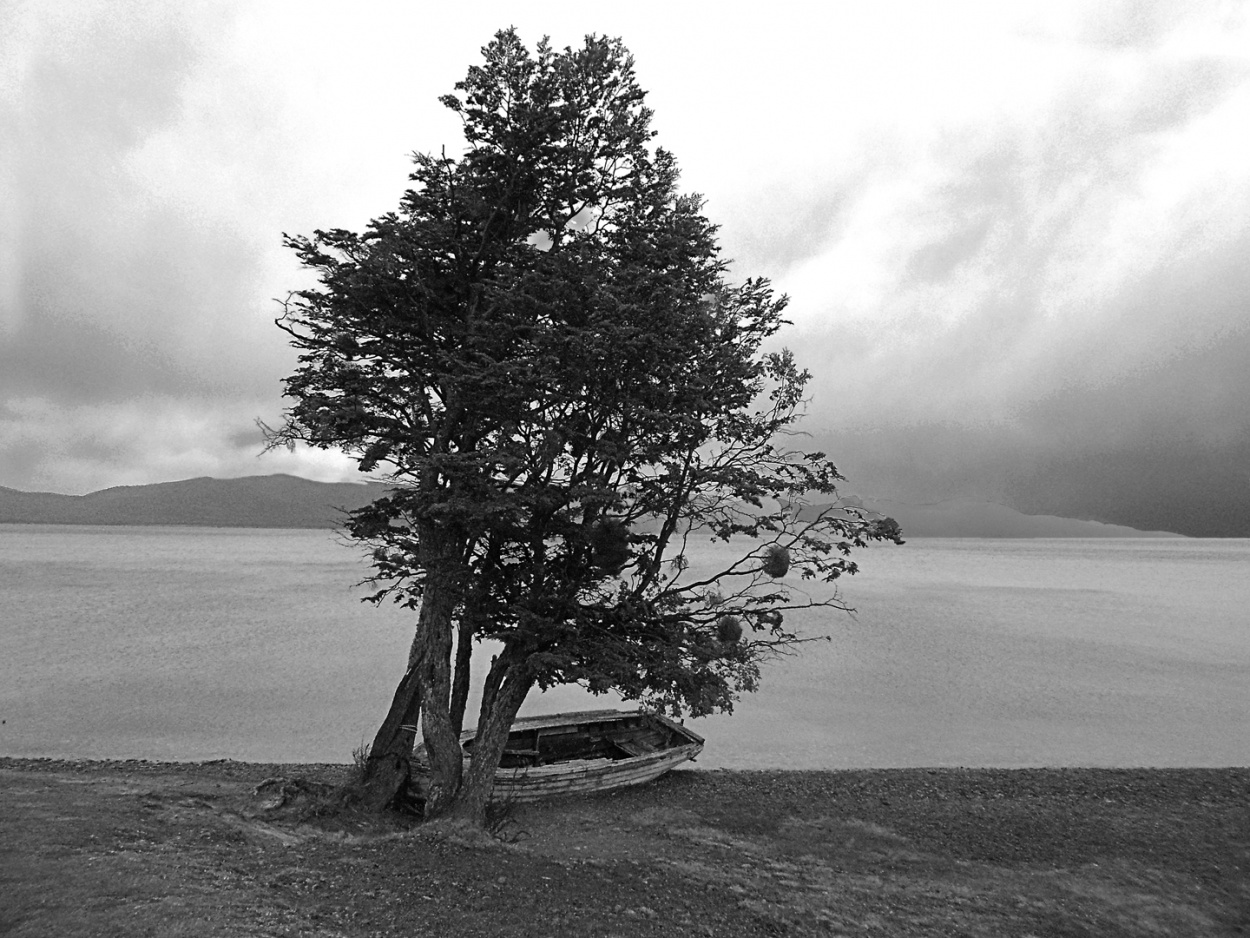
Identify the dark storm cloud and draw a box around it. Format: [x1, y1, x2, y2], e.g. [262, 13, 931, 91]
[805, 215, 1250, 535]
[784, 37, 1250, 535]
[1, 6, 281, 405]
[0, 210, 271, 403]
[0, 3, 311, 490]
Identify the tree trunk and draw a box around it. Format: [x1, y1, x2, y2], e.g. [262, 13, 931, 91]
[449, 614, 474, 736]
[356, 537, 464, 816]
[412, 574, 464, 818]
[357, 658, 423, 812]
[479, 651, 505, 723]
[447, 660, 534, 826]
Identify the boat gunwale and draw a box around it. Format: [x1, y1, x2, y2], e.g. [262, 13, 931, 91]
[458, 708, 704, 747]
[488, 740, 703, 781]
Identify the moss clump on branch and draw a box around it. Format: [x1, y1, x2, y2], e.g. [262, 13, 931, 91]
[590, 519, 630, 574]
[716, 615, 743, 643]
[761, 544, 791, 579]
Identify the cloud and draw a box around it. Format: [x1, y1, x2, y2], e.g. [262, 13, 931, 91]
[758, 5, 1250, 533]
[0, 1, 489, 494]
[0, 395, 357, 494]
[0, 0, 1247, 534]
[1070, 0, 1238, 50]
[0, 1, 295, 397]
[0, 1, 344, 490]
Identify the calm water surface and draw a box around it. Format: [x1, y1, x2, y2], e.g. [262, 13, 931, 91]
[1, 525, 1246, 767]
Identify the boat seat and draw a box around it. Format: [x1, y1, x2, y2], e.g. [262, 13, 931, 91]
[609, 739, 650, 758]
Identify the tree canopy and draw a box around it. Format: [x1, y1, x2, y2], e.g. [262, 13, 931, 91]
[270, 28, 902, 825]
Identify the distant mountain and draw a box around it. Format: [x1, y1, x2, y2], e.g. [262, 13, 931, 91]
[0, 475, 388, 529]
[803, 495, 1182, 538]
[0, 475, 1185, 536]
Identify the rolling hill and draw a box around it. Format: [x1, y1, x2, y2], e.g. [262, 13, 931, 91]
[0, 475, 1183, 536]
[805, 495, 1181, 538]
[0, 475, 386, 529]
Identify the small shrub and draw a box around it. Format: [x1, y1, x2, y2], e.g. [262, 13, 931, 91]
[352, 740, 371, 778]
[485, 791, 529, 844]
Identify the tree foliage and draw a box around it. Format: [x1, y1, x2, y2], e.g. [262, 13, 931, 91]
[269, 29, 902, 825]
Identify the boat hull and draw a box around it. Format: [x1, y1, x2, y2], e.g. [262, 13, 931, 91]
[458, 709, 704, 803]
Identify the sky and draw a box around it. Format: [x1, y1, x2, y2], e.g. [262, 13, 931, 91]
[2, 0, 1248, 535]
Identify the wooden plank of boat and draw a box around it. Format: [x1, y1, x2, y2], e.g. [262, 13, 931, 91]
[491, 761, 696, 800]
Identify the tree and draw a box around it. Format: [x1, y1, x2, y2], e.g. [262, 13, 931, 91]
[269, 29, 902, 827]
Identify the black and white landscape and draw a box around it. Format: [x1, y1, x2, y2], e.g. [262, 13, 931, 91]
[3, 4, 1249, 537]
[1, 474, 1181, 537]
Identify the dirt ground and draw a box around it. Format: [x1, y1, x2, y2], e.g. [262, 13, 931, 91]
[1, 758, 1247, 937]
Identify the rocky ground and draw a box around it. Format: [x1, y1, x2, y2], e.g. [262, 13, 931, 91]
[1, 758, 1247, 937]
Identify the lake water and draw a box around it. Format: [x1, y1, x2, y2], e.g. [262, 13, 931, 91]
[1, 525, 1247, 768]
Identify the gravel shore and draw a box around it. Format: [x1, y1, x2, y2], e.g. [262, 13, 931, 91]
[2, 758, 1247, 936]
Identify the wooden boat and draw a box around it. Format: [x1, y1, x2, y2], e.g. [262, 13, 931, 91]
[449, 709, 704, 802]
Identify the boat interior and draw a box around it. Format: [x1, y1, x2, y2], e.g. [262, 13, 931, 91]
[465, 715, 682, 768]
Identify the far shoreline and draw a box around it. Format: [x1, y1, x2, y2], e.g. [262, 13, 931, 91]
[0, 472, 1211, 535]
